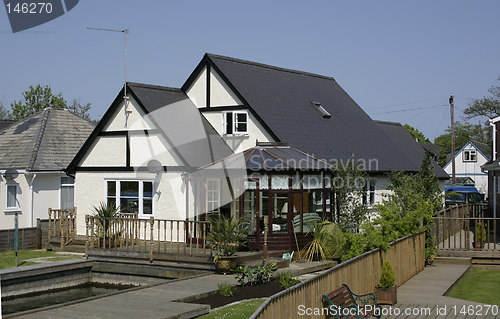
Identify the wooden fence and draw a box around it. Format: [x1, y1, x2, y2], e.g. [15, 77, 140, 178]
[0, 227, 38, 251]
[250, 231, 425, 319]
[432, 204, 499, 251]
[47, 208, 77, 249]
[85, 213, 210, 261]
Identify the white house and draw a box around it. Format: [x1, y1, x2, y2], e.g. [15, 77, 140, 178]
[67, 53, 448, 250]
[443, 140, 490, 194]
[0, 108, 94, 229]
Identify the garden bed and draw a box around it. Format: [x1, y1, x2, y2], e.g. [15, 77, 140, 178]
[187, 280, 284, 309]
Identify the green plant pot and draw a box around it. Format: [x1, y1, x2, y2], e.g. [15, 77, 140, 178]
[215, 256, 238, 273]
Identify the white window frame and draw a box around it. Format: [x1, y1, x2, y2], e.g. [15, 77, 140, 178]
[206, 178, 220, 216]
[463, 150, 477, 162]
[222, 111, 249, 136]
[5, 184, 19, 211]
[105, 179, 154, 218]
[60, 176, 75, 210]
[363, 180, 376, 207]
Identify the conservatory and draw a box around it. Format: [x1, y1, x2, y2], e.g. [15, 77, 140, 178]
[185, 142, 336, 251]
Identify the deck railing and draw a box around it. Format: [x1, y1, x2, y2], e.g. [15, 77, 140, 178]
[85, 214, 210, 261]
[432, 204, 499, 251]
[250, 231, 426, 319]
[47, 208, 77, 249]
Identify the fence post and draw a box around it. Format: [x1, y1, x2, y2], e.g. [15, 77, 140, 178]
[59, 211, 64, 250]
[85, 214, 89, 259]
[48, 208, 52, 244]
[149, 217, 154, 263]
[72, 207, 77, 241]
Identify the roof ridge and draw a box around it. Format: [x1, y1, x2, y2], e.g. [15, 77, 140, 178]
[127, 82, 181, 92]
[28, 108, 50, 170]
[375, 120, 403, 126]
[206, 53, 336, 81]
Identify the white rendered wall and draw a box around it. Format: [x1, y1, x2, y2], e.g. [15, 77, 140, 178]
[202, 112, 274, 153]
[186, 66, 207, 108]
[0, 173, 65, 229]
[74, 171, 188, 236]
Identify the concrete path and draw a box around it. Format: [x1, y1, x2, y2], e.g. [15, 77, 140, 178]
[384, 258, 500, 318]
[12, 274, 238, 319]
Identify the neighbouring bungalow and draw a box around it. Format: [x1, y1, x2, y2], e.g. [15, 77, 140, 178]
[444, 140, 490, 194]
[67, 53, 448, 250]
[0, 108, 95, 229]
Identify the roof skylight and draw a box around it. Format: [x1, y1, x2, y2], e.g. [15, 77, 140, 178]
[312, 101, 331, 118]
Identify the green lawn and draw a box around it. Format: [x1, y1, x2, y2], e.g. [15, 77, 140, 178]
[447, 268, 500, 306]
[197, 298, 265, 319]
[0, 250, 81, 270]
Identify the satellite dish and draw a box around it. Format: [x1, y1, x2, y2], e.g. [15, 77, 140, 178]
[147, 160, 164, 174]
[4, 168, 19, 180]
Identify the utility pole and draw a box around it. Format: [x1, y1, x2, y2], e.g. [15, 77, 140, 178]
[450, 93, 456, 185]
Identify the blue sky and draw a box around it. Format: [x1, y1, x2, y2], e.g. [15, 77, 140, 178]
[1, 1, 499, 141]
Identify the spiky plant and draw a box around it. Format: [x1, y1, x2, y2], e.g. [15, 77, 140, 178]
[92, 202, 119, 238]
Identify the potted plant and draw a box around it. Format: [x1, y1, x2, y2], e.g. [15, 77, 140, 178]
[375, 260, 397, 305]
[474, 222, 487, 249]
[92, 202, 120, 247]
[206, 216, 246, 273]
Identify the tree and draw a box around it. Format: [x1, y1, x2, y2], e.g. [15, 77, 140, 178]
[0, 101, 10, 119]
[332, 160, 369, 232]
[434, 121, 491, 166]
[10, 85, 91, 120]
[464, 84, 500, 119]
[403, 124, 430, 143]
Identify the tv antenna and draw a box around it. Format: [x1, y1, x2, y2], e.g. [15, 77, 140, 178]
[87, 27, 130, 113]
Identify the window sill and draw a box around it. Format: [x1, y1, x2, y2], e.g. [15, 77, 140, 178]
[4, 209, 21, 214]
[224, 133, 249, 137]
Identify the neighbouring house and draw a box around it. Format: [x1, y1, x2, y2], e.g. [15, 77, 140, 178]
[67, 53, 448, 250]
[0, 108, 95, 229]
[443, 140, 491, 194]
[482, 117, 500, 219]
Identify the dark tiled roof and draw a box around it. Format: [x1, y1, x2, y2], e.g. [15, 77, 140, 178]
[128, 83, 234, 167]
[205, 54, 427, 173]
[375, 121, 449, 179]
[471, 140, 492, 160]
[421, 142, 443, 157]
[0, 108, 95, 171]
[198, 142, 334, 172]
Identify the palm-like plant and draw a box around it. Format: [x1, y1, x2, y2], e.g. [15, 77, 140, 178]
[302, 221, 345, 262]
[207, 216, 246, 261]
[92, 202, 119, 238]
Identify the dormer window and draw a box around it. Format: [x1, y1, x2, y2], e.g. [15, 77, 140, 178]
[312, 102, 331, 118]
[463, 150, 477, 162]
[223, 111, 248, 135]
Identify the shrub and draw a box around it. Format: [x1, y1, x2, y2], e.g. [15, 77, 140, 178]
[207, 216, 246, 261]
[302, 221, 345, 262]
[235, 261, 277, 286]
[218, 282, 237, 297]
[379, 260, 395, 289]
[475, 222, 487, 244]
[278, 271, 300, 289]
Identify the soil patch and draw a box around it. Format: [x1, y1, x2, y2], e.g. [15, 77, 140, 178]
[188, 280, 284, 309]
